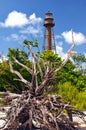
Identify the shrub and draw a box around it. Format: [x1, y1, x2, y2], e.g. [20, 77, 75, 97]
[57, 82, 86, 110]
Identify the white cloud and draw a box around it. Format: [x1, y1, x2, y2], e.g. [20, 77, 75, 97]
[0, 11, 42, 28]
[0, 11, 28, 27]
[28, 13, 42, 25]
[55, 44, 67, 59]
[62, 30, 86, 45]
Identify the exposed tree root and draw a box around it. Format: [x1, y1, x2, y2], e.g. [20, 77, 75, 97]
[0, 91, 86, 130]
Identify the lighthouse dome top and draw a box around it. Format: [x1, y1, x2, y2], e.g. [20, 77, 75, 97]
[45, 11, 53, 19]
[44, 11, 55, 27]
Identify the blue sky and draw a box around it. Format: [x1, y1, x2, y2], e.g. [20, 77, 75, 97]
[0, 0, 86, 61]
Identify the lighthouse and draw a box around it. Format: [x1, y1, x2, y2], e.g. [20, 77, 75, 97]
[43, 11, 56, 52]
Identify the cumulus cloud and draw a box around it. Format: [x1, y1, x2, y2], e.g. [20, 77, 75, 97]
[0, 11, 28, 27]
[56, 45, 67, 59]
[62, 30, 86, 45]
[0, 11, 42, 28]
[54, 41, 67, 59]
[28, 13, 42, 25]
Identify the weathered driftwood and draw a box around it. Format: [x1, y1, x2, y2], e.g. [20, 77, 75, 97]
[0, 31, 86, 130]
[0, 92, 86, 130]
[0, 91, 21, 104]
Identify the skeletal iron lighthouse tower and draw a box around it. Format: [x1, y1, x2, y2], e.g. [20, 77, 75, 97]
[43, 11, 56, 52]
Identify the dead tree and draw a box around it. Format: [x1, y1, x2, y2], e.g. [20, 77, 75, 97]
[0, 31, 86, 130]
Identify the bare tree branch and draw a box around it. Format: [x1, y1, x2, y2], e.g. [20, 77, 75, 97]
[29, 45, 43, 79]
[0, 91, 21, 104]
[54, 30, 77, 75]
[13, 57, 33, 75]
[36, 69, 53, 95]
[9, 61, 32, 88]
[31, 58, 38, 89]
[0, 91, 20, 97]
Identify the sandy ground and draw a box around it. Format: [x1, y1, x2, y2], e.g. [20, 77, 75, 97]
[73, 111, 86, 129]
[0, 111, 6, 128]
[73, 116, 86, 129]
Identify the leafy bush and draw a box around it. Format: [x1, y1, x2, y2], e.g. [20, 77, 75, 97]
[57, 82, 86, 110]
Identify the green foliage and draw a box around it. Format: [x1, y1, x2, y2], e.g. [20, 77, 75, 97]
[23, 39, 39, 48]
[23, 40, 33, 46]
[0, 49, 32, 93]
[75, 90, 86, 110]
[40, 50, 61, 62]
[73, 54, 86, 75]
[56, 56, 86, 91]
[75, 75, 86, 91]
[73, 53, 86, 65]
[40, 50, 62, 72]
[57, 82, 78, 102]
[8, 48, 29, 63]
[0, 61, 21, 92]
[33, 39, 38, 47]
[57, 82, 86, 110]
